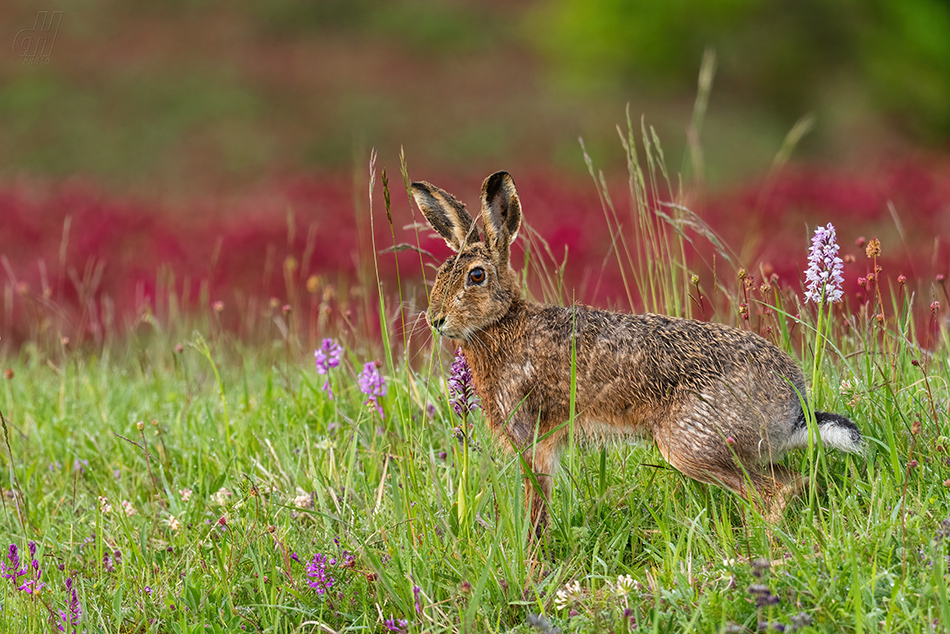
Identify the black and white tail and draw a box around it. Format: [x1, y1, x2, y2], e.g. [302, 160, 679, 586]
[790, 411, 864, 453]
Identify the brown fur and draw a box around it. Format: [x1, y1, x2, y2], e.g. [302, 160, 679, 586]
[412, 171, 862, 534]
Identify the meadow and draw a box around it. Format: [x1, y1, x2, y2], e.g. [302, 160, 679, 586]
[1, 121, 949, 634]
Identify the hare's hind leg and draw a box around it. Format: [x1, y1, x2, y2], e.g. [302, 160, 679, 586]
[654, 432, 802, 521]
[759, 464, 807, 522]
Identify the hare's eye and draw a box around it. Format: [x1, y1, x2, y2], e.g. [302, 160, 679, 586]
[467, 267, 486, 285]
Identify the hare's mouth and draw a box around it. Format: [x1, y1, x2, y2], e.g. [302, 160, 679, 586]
[427, 314, 468, 340]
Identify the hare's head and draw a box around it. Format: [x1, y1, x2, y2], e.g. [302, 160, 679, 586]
[412, 171, 523, 341]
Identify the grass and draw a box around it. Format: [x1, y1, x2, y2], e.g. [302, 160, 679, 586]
[1, 119, 949, 634]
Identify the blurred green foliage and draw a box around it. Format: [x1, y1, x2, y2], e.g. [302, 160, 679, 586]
[0, 70, 268, 180]
[249, 0, 501, 53]
[532, 0, 950, 141]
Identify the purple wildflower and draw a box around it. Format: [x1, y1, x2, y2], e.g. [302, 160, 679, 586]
[3, 542, 44, 594]
[357, 361, 387, 417]
[19, 556, 44, 595]
[413, 585, 422, 614]
[1, 543, 26, 584]
[305, 553, 335, 595]
[57, 577, 82, 633]
[315, 338, 343, 399]
[448, 348, 480, 418]
[383, 617, 409, 633]
[748, 584, 780, 608]
[4, 543, 19, 572]
[804, 223, 844, 304]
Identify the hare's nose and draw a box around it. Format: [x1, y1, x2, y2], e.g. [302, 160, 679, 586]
[430, 316, 446, 332]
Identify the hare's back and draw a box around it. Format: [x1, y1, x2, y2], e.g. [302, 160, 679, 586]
[618, 312, 804, 389]
[537, 308, 807, 399]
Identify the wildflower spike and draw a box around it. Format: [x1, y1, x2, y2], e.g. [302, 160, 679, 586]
[804, 223, 844, 304]
[315, 338, 343, 399]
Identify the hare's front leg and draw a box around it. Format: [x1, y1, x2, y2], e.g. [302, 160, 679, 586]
[518, 433, 561, 537]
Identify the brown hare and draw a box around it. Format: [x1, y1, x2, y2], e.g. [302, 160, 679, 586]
[412, 171, 862, 534]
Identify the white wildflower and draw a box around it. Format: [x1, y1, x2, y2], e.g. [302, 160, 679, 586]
[554, 579, 582, 611]
[612, 574, 635, 599]
[211, 487, 232, 505]
[293, 488, 313, 509]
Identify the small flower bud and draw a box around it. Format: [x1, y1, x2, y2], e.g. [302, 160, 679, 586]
[866, 238, 881, 258]
[136, 421, 145, 431]
[911, 420, 922, 435]
[306, 275, 320, 294]
[897, 274, 907, 285]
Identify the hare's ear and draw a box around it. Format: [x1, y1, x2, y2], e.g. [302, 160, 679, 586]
[480, 171, 522, 267]
[411, 181, 480, 252]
